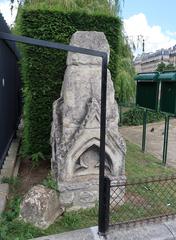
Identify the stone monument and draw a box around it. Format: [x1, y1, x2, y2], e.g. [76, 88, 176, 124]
[51, 31, 126, 210]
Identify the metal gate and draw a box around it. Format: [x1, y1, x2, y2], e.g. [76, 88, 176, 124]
[0, 14, 21, 168]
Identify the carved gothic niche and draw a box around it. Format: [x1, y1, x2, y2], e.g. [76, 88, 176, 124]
[74, 145, 112, 176]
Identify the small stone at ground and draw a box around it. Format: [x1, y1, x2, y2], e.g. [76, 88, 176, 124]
[19, 185, 64, 229]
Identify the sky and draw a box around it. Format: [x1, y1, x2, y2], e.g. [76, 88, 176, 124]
[0, 0, 18, 26]
[121, 0, 176, 55]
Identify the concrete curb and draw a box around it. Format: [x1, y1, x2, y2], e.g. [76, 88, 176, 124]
[31, 220, 176, 240]
[0, 126, 21, 214]
[0, 184, 9, 213]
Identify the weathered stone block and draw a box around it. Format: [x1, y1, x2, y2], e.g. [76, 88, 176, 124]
[59, 178, 99, 211]
[67, 31, 110, 66]
[51, 31, 126, 210]
[19, 185, 64, 229]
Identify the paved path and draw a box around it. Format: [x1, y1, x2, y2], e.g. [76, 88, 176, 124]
[120, 119, 176, 167]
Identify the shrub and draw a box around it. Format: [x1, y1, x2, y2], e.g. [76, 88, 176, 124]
[122, 108, 165, 126]
[16, 6, 122, 156]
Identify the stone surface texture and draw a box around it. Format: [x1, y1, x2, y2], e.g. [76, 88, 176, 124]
[31, 220, 176, 240]
[19, 185, 64, 229]
[51, 31, 126, 210]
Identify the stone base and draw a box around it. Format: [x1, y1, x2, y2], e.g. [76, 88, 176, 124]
[58, 175, 126, 211]
[59, 177, 99, 211]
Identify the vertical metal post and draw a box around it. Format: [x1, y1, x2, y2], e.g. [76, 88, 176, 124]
[98, 54, 108, 236]
[99, 177, 110, 233]
[142, 109, 147, 152]
[163, 115, 170, 165]
[119, 104, 123, 126]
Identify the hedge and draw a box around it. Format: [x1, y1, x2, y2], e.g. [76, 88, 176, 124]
[17, 9, 121, 156]
[122, 108, 165, 126]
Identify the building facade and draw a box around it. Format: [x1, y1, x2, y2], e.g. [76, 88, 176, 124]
[134, 45, 176, 73]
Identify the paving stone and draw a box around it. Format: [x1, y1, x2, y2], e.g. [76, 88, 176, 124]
[0, 195, 7, 213]
[0, 184, 9, 195]
[1, 168, 13, 177]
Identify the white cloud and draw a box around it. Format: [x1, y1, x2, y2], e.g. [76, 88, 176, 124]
[0, 0, 18, 26]
[123, 13, 176, 55]
[166, 30, 176, 37]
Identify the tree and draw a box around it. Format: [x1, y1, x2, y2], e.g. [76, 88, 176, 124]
[115, 32, 136, 103]
[156, 62, 166, 72]
[165, 63, 176, 71]
[156, 62, 176, 72]
[107, 0, 135, 103]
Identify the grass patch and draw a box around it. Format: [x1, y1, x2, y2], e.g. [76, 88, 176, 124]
[126, 140, 175, 179]
[0, 141, 175, 239]
[0, 208, 98, 240]
[41, 172, 58, 191]
[110, 180, 176, 224]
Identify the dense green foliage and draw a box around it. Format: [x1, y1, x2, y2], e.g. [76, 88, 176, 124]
[116, 34, 136, 103]
[11, 0, 123, 14]
[16, 2, 122, 156]
[122, 107, 164, 126]
[156, 62, 176, 72]
[24, 0, 116, 15]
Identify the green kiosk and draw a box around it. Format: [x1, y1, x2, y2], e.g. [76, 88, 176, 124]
[135, 72, 160, 111]
[159, 71, 176, 164]
[135, 72, 160, 152]
[135, 71, 176, 165]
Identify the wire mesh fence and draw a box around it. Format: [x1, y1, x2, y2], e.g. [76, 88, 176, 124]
[109, 175, 176, 226]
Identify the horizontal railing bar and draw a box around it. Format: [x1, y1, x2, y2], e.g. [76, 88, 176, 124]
[110, 213, 176, 228]
[0, 32, 107, 58]
[110, 174, 176, 187]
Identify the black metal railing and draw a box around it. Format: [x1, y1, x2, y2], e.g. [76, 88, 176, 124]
[109, 174, 176, 227]
[0, 31, 108, 236]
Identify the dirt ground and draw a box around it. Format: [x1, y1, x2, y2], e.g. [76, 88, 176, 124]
[16, 158, 50, 196]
